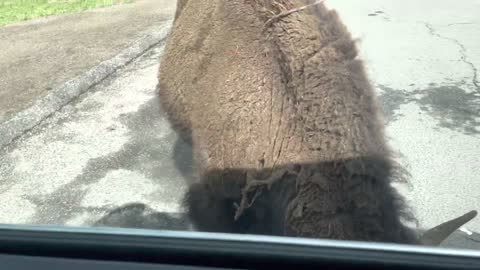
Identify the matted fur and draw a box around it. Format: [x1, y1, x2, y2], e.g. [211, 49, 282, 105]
[158, 0, 418, 243]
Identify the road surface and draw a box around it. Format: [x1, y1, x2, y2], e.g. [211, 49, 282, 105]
[327, 0, 480, 235]
[0, 0, 479, 249]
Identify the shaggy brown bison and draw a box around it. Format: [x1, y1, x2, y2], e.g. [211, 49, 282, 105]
[157, 0, 476, 245]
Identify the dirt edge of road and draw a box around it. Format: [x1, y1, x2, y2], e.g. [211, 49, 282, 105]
[0, 22, 172, 150]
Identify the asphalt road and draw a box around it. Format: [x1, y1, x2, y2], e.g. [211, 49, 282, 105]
[326, 0, 480, 234]
[0, 0, 479, 249]
[0, 42, 189, 226]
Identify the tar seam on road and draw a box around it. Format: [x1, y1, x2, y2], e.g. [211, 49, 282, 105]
[423, 22, 480, 91]
[0, 20, 173, 150]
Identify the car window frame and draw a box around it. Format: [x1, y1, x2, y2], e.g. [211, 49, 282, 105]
[0, 224, 479, 270]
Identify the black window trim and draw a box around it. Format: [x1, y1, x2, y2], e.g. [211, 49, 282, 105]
[0, 224, 479, 269]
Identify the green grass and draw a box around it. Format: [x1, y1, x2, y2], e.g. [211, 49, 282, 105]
[0, 0, 132, 26]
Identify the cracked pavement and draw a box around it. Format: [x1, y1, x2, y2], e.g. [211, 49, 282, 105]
[0, 0, 479, 249]
[328, 0, 480, 238]
[423, 22, 479, 90]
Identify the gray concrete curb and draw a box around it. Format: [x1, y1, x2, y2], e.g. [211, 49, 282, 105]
[0, 20, 173, 150]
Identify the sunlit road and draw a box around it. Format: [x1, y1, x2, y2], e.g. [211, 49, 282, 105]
[0, 0, 478, 248]
[0, 30, 190, 227]
[327, 0, 480, 235]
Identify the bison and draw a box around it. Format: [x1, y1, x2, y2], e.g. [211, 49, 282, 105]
[157, 0, 476, 245]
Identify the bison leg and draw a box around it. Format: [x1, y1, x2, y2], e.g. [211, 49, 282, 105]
[184, 182, 242, 233]
[184, 169, 294, 235]
[234, 166, 299, 220]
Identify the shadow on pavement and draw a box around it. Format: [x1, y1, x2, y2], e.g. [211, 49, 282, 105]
[93, 203, 190, 231]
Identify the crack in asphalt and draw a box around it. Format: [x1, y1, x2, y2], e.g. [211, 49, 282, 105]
[423, 22, 480, 92]
[446, 22, 475, 27]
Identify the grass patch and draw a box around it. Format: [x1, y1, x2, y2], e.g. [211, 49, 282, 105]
[0, 0, 132, 26]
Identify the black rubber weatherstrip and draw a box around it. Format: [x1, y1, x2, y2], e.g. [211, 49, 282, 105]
[0, 225, 479, 270]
